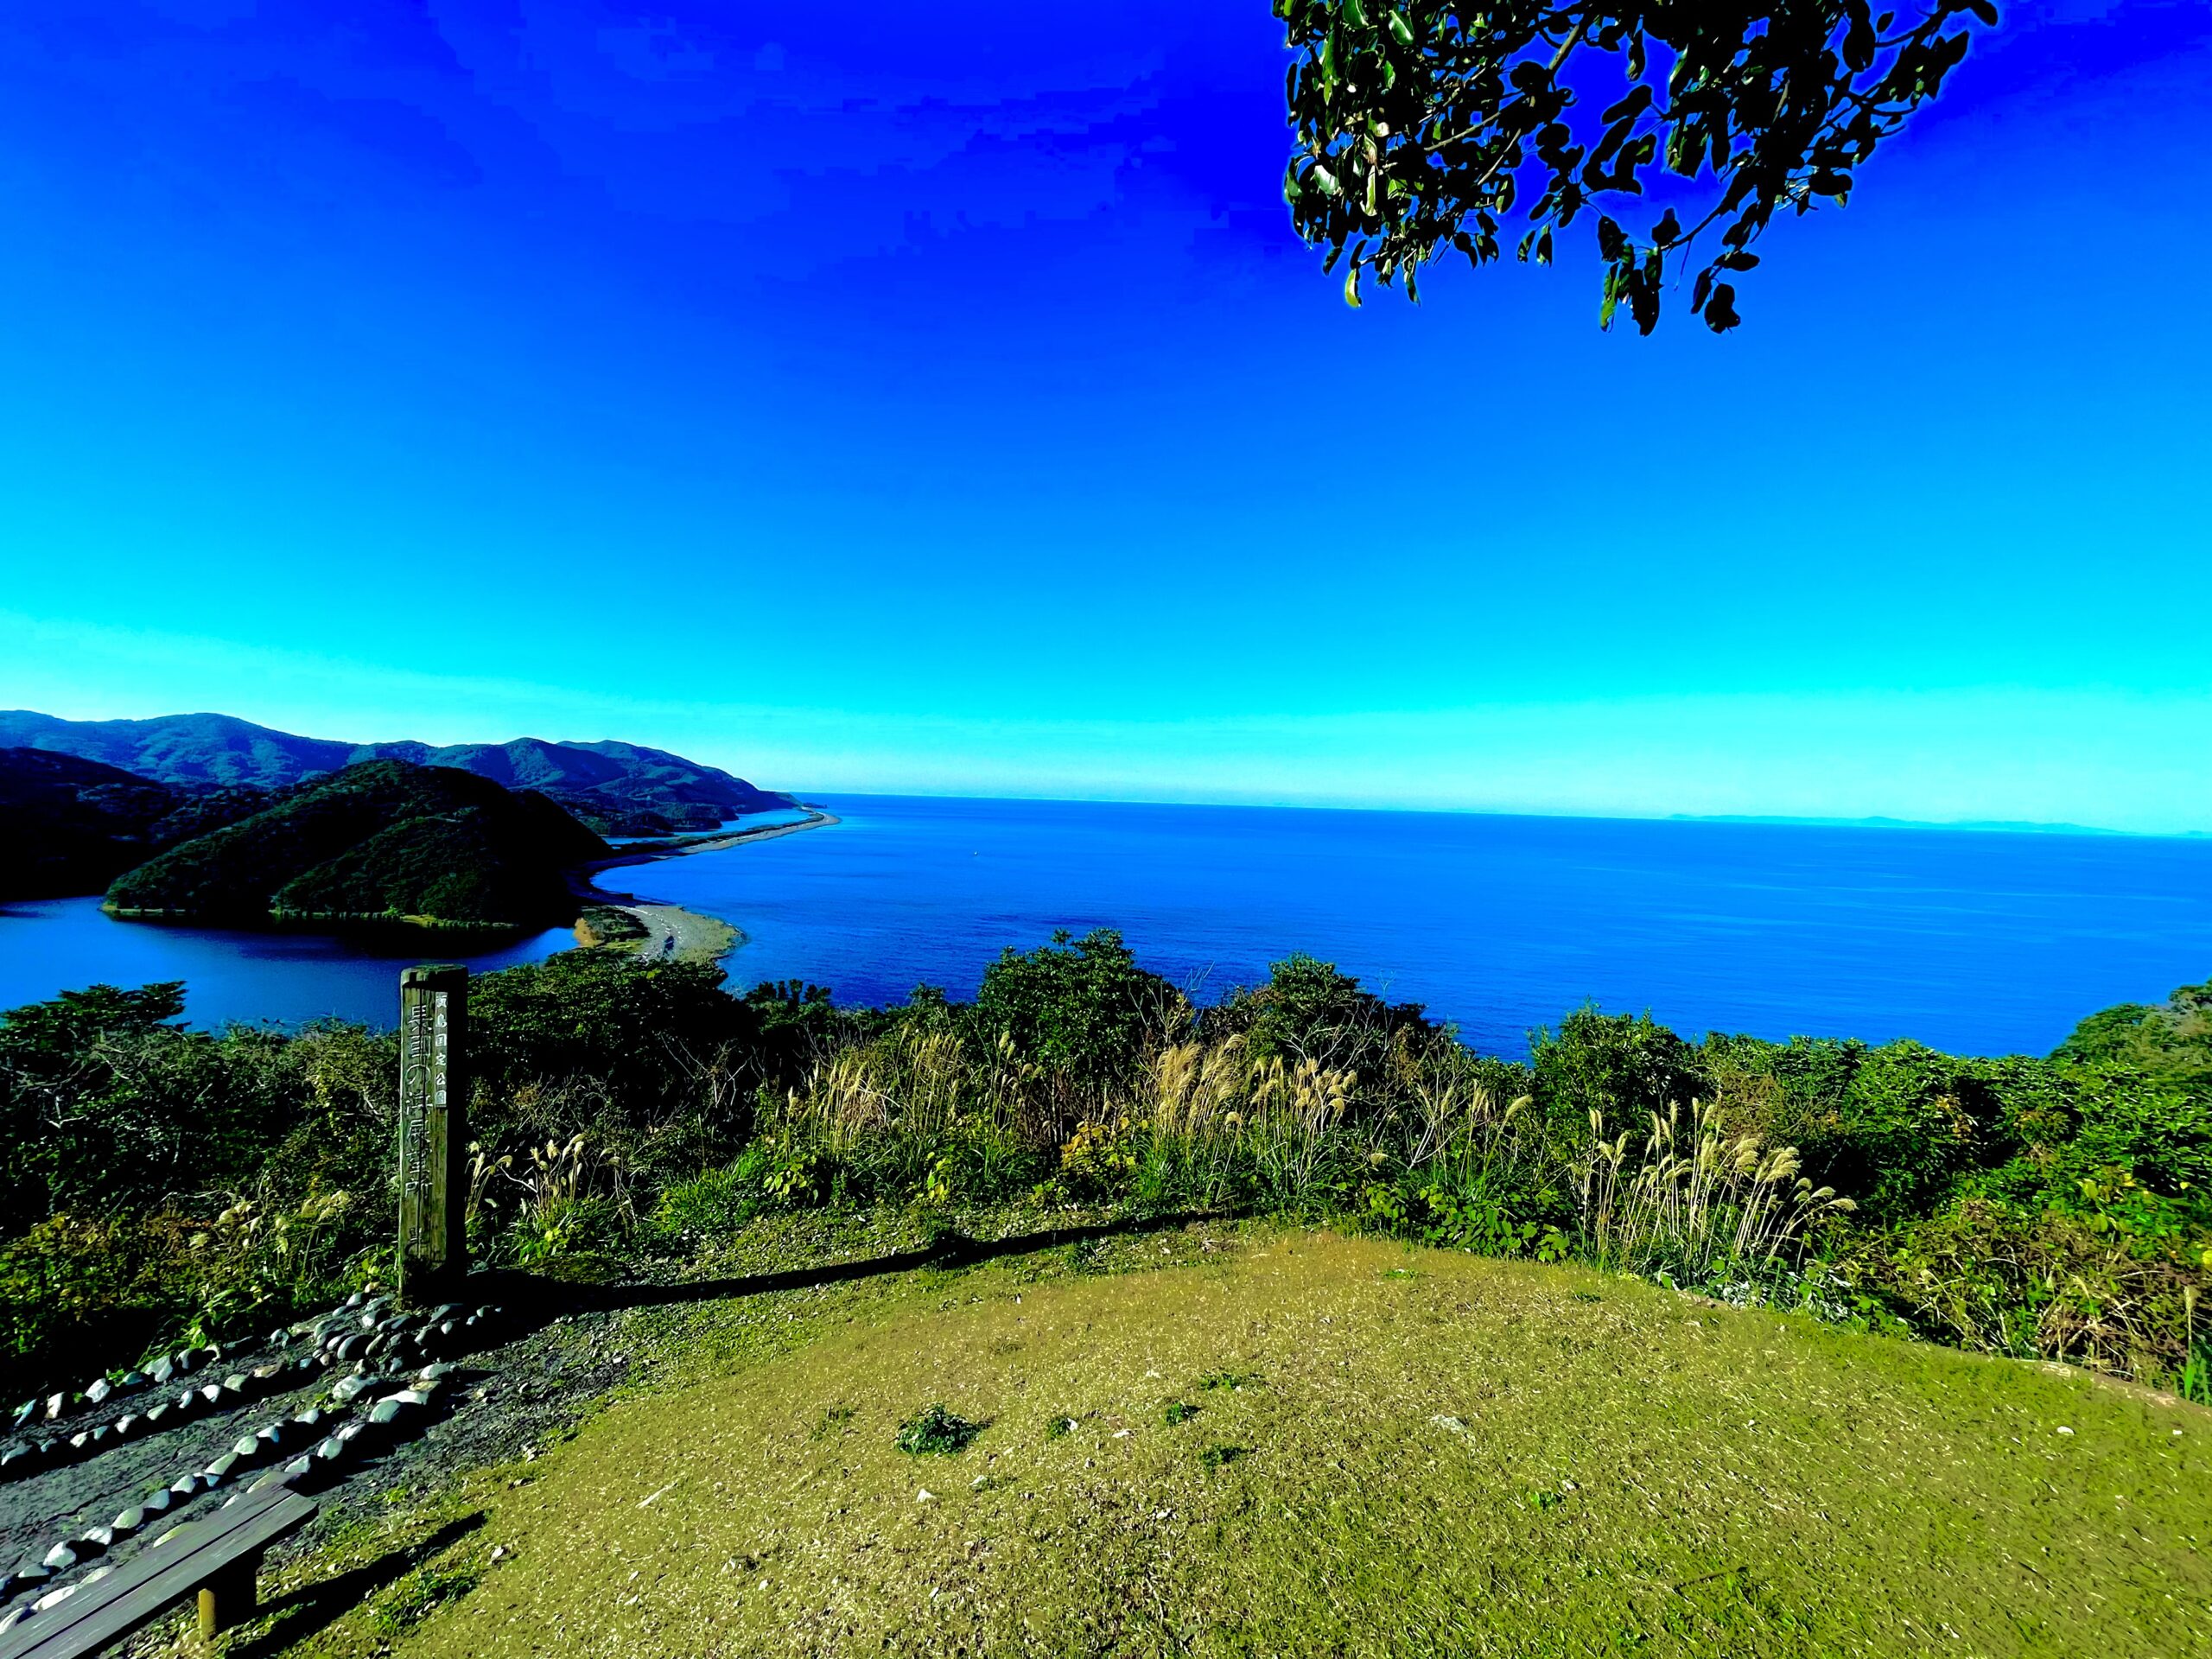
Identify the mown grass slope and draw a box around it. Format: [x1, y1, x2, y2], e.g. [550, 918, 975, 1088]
[342, 1230, 2207, 1659]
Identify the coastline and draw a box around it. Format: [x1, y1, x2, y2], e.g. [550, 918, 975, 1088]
[570, 809, 839, 964]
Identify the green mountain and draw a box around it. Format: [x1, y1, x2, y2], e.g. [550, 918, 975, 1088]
[0, 748, 270, 900]
[103, 760, 610, 930]
[0, 711, 794, 832]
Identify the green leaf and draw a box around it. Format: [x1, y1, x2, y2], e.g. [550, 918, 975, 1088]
[1342, 0, 1370, 25]
[1386, 10, 1414, 46]
[1344, 264, 1363, 308]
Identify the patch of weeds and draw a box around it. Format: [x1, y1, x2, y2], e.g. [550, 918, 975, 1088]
[1065, 1236, 1112, 1274]
[372, 1560, 481, 1635]
[1530, 1488, 1564, 1511]
[1199, 1443, 1249, 1470]
[810, 1404, 855, 1440]
[1162, 1399, 1199, 1426]
[1044, 1414, 1078, 1441]
[1198, 1370, 1262, 1392]
[1573, 1292, 1603, 1304]
[918, 1211, 969, 1256]
[1383, 1267, 1419, 1281]
[896, 1402, 982, 1455]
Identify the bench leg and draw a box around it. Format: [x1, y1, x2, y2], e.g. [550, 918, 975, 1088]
[199, 1551, 262, 1638]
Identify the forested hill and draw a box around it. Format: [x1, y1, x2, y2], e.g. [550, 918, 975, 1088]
[0, 747, 270, 899]
[102, 760, 610, 930]
[0, 710, 794, 834]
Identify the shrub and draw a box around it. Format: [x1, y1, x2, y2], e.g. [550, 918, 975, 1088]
[896, 1403, 981, 1454]
[1202, 954, 1439, 1088]
[975, 929, 1186, 1102]
[1838, 1199, 2211, 1381]
[1531, 1007, 1705, 1140]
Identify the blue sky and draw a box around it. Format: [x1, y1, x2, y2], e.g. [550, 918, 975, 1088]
[1, 1, 2207, 830]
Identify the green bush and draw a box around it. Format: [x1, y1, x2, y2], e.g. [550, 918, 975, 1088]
[975, 929, 1184, 1096]
[3, 940, 2208, 1399]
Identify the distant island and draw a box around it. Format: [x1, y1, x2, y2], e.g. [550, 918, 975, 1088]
[1669, 812, 2157, 837]
[0, 711, 814, 939]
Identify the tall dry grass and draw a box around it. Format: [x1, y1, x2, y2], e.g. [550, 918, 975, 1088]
[1579, 1098, 1855, 1278]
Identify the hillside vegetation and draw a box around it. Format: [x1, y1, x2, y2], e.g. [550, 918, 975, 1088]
[102, 760, 607, 929]
[0, 747, 269, 899]
[0, 938, 2204, 1416]
[0, 710, 792, 833]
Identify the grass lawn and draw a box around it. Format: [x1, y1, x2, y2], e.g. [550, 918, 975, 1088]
[276, 1225, 2210, 1658]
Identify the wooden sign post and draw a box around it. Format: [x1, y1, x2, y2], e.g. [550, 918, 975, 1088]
[397, 964, 468, 1304]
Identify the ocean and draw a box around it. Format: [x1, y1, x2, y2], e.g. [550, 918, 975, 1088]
[606, 795, 2212, 1058]
[3, 795, 2208, 1056]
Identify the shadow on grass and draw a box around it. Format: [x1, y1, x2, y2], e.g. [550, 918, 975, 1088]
[231, 1512, 486, 1659]
[478, 1210, 1223, 1324]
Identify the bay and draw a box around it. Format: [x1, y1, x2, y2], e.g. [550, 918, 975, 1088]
[618, 795, 2212, 1058]
[0, 898, 572, 1030]
[2, 796, 2208, 1055]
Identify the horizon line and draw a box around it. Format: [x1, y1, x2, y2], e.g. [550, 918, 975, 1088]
[778, 788, 2209, 843]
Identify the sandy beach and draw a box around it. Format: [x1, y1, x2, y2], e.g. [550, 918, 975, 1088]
[572, 810, 839, 963]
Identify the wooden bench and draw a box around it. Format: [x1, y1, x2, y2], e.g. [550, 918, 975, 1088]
[0, 1487, 316, 1658]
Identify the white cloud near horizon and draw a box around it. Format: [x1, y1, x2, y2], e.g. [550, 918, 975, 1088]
[5, 609, 2205, 835]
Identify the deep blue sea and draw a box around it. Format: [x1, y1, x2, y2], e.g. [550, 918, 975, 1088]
[3, 795, 2209, 1057]
[609, 795, 2212, 1059]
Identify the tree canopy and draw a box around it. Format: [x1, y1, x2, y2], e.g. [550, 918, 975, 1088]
[1277, 2, 1999, 331]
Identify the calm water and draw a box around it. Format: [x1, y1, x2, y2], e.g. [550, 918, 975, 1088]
[0, 899, 572, 1030]
[612, 795, 2212, 1058]
[3, 798, 2209, 1054]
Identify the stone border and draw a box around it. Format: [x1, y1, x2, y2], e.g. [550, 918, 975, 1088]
[0, 1363, 463, 1637]
[1, 1294, 499, 1488]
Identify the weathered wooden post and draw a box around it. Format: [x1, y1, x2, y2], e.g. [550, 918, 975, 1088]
[397, 963, 468, 1305]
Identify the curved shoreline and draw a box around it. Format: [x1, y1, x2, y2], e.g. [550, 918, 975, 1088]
[570, 809, 838, 964]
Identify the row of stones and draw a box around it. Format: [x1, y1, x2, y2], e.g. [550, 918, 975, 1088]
[3, 1286, 480, 1439]
[9, 1342, 232, 1437]
[301, 1294, 494, 1374]
[0, 1364, 456, 1637]
[0, 1294, 499, 1487]
[0, 1358, 320, 1485]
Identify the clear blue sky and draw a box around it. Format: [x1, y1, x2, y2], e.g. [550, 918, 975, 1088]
[1, 2, 2207, 830]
